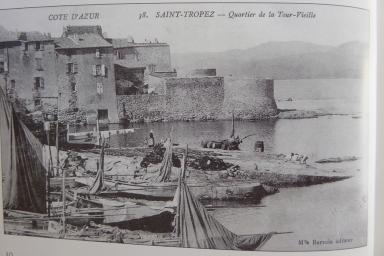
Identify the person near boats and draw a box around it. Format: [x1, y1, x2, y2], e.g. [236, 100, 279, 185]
[146, 130, 155, 147]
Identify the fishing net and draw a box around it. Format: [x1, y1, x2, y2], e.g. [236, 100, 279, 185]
[154, 138, 173, 182]
[175, 172, 274, 250]
[1, 87, 46, 213]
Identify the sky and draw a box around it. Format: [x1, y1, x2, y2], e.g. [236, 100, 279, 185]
[0, 2, 370, 53]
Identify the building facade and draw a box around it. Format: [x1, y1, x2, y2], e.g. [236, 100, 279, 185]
[0, 26, 174, 124]
[0, 25, 277, 125]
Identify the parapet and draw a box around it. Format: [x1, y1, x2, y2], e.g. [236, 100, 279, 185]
[190, 68, 217, 77]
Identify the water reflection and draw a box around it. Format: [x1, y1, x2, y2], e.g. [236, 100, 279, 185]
[98, 119, 278, 151]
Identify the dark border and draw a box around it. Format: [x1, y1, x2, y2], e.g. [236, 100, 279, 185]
[0, 0, 369, 253]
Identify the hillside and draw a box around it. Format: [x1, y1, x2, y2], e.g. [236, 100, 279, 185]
[172, 41, 368, 79]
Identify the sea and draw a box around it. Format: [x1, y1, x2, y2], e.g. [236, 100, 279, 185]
[78, 78, 369, 251]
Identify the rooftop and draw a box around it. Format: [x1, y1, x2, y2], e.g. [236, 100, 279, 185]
[63, 25, 103, 37]
[114, 60, 146, 69]
[110, 38, 169, 48]
[54, 33, 112, 49]
[149, 71, 177, 78]
[0, 31, 52, 42]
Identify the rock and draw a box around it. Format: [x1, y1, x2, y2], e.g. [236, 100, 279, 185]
[315, 156, 358, 163]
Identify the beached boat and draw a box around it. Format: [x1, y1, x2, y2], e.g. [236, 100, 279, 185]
[70, 194, 175, 232]
[66, 121, 134, 146]
[75, 179, 277, 202]
[201, 113, 243, 150]
[168, 149, 280, 250]
[75, 136, 277, 201]
[68, 144, 176, 232]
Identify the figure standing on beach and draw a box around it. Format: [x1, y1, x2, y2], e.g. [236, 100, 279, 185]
[147, 130, 155, 147]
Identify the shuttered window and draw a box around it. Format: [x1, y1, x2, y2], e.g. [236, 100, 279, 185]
[73, 63, 78, 73]
[34, 77, 44, 89]
[96, 82, 103, 95]
[36, 58, 43, 71]
[101, 64, 106, 77]
[67, 63, 78, 74]
[93, 64, 107, 77]
[71, 82, 77, 92]
[96, 49, 101, 58]
[92, 65, 97, 76]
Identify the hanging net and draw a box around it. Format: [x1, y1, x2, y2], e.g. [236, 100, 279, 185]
[154, 138, 173, 182]
[89, 144, 105, 194]
[174, 151, 275, 250]
[1, 87, 46, 213]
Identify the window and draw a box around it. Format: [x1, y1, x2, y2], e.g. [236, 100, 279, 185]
[24, 43, 28, 51]
[96, 64, 101, 75]
[34, 99, 41, 107]
[67, 62, 78, 74]
[96, 82, 103, 95]
[148, 64, 156, 73]
[115, 50, 124, 60]
[71, 82, 77, 92]
[36, 58, 43, 71]
[35, 42, 41, 50]
[97, 109, 108, 120]
[10, 80, 15, 89]
[0, 48, 4, 55]
[92, 64, 107, 77]
[0, 61, 8, 73]
[34, 77, 45, 89]
[95, 49, 101, 58]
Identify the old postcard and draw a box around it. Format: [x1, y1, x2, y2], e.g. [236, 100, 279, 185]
[0, 0, 372, 254]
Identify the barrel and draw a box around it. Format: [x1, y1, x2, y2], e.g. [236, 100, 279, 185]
[254, 141, 264, 152]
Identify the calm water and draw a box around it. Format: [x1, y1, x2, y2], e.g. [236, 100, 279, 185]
[77, 79, 368, 250]
[87, 79, 365, 161]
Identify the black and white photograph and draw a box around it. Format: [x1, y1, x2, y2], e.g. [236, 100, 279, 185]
[0, 2, 370, 252]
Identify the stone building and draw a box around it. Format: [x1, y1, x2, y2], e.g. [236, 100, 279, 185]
[54, 26, 119, 124]
[109, 38, 173, 96]
[0, 25, 278, 125]
[0, 32, 57, 112]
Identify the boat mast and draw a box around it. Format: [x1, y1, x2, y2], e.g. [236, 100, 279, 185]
[175, 145, 188, 239]
[56, 94, 60, 176]
[44, 121, 53, 217]
[61, 158, 66, 235]
[230, 112, 235, 138]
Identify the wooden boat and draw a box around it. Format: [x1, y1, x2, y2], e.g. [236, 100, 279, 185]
[66, 120, 134, 146]
[75, 176, 277, 202]
[71, 195, 175, 232]
[75, 138, 277, 202]
[201, 138, 242, 150]
[68, 144, 176, 232]
[201, 113, 243, 150]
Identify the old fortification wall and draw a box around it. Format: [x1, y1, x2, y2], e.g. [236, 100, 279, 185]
[117, 76, 277, 122]
[117, 94, 166, 122]
[190, 68, 217, 77]
[222, 77, 278, 120]
[117, 76, 224, 122]
[164, 77, 224, 121]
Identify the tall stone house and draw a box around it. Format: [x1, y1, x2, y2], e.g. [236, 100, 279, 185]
[0, 25, 173, 124]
